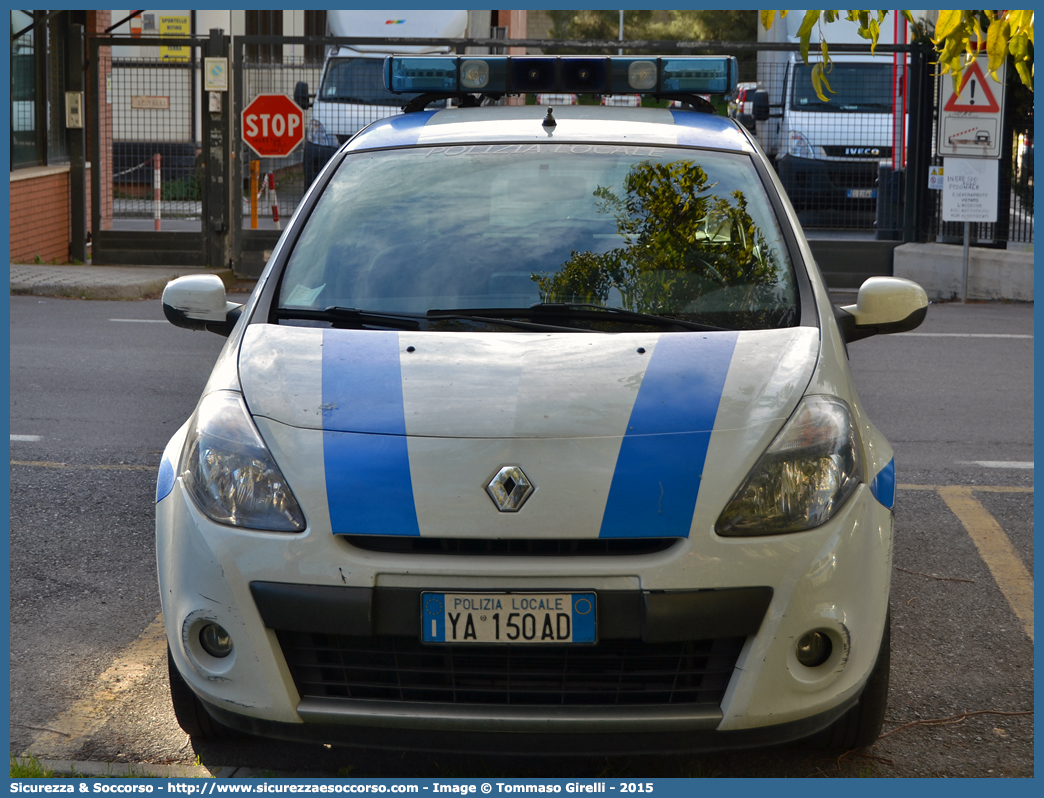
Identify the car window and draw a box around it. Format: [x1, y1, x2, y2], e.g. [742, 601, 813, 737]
[279, 144, 799, 330]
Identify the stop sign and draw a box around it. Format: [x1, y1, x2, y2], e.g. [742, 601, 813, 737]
[242, 94, 305, 158]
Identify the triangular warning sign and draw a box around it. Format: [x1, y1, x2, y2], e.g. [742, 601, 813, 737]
[943, 61, 999, 113]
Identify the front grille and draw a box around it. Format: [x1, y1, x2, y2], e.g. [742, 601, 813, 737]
[825, 164, 878, 190]
[277, 633, 743, 707]
[342, 536, 679, 556]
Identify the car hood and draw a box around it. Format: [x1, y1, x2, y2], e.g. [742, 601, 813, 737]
[239, 324, 819, 538]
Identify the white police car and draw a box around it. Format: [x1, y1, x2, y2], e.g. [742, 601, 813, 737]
[158, 55, 928, 754]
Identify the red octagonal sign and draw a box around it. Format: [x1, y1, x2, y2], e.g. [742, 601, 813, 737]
[242, 94, 305, 158]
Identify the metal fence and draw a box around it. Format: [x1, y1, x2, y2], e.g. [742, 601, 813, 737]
[239, 55, 321, 229]
[740, 53, 910, 232]
[108, 55, 201, 228]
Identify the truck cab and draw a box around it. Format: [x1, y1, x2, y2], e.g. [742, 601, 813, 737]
[297, 10, 470, 186]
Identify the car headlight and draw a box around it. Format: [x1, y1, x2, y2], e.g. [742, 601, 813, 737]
[306, 118, 338, 148]
[786, 130, 817, 159]
[180, 391, 305, 532]
[716, 396, 862, 536]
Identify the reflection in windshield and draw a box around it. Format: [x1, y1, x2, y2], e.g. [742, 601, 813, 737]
[533, 161, 783, 327]
[279, 145, 799, 331]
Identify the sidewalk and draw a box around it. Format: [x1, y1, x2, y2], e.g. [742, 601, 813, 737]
[10, 263, 242, 300]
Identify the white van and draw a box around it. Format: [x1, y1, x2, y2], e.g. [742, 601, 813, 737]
[753, 12, 927, 227]
[296, 10, 471, 185]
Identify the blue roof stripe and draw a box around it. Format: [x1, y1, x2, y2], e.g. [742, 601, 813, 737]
[669, 110, 748, 150]
[346, 111, 437, 151]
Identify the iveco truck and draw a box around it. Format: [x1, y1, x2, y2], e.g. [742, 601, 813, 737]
[753, 11, 928, 227]
[296, 10, 478, 185]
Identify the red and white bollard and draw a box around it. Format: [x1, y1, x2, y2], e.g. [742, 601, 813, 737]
[153, 153, 162, 231]
[268, 172, 280, 230]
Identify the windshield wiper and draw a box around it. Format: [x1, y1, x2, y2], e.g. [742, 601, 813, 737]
[425, 309, 594, 333]
[276, 306, 582, 333]
[276, 306, 425, 330]
[527, 303, 730, 332]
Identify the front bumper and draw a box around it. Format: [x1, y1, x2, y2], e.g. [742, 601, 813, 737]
[200, 693, 859, 754]
[776, 154, 879, 225]
[157, 456, 893, 750]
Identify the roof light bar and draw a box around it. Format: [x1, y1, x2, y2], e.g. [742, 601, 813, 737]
[384, 55, 738, 97]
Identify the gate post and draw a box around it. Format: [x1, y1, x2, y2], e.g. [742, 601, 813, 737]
[202, 28, 231, 268]
[67, 22, 87, 263]
[902, 39, 934, 243]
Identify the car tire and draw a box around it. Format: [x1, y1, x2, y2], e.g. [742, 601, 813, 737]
[817, 608, 891, 750]
[167, 644, 236, 740]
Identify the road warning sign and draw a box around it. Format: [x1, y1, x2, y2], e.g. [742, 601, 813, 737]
[943, 60, 1000, 113]
[937, 53, 1006, 159]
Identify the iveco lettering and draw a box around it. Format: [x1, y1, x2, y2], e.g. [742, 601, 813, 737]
[157, 55, 928, 754]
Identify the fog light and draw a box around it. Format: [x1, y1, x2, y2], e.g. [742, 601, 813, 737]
[199, 623, 233, 658]
[796, 630, 832, 667]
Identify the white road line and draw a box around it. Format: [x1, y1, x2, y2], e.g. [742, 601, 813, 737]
[962, 461, 1035, 470]
[10, 435, 41, 442]
[109, 319, 166, 323]
[898, 333, 1033, 339]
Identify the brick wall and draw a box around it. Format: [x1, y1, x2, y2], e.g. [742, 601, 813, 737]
[10, 167, 71, 263]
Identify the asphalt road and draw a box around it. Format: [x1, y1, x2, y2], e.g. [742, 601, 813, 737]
[8, 295, 1034, 777]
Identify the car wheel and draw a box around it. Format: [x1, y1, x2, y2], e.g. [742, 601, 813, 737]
[817, 608, 891, 750]
[167, 644, 236, 740]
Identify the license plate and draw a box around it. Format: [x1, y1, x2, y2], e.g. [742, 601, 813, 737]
[421, 592, 596, 644]
[847, 188, 876, 198]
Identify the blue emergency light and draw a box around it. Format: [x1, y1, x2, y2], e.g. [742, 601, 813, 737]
[385, 55, 738, 97]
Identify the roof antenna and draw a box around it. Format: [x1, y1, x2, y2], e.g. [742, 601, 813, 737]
[542, 107, 557, 128]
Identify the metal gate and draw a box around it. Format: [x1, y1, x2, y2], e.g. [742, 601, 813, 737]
[88, 32, 1030, 277]
[89, 33, 225, 266]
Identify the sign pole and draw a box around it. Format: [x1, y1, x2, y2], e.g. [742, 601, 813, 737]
[961, 221, 970, 303]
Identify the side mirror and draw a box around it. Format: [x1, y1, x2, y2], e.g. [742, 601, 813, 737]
[294, 81, 311, 110]
[162, 274, 243, 337]
[835, 277, 928, 343]
[752, 90, 770, 121]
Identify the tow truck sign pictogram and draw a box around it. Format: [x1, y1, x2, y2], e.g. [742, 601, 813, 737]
[936, 53, 1006, 159]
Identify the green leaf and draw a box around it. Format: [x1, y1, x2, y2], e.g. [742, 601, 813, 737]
[986, 18, 1010, 76]
[760, 10, 776, 31]
[797, 10, 819, 62]
[810, 62, 835, 102]
[934, 10, 963, 43]
[1014, 59, 1033, 91]
[869, 18, 880, 53]
[902, 10, 916, 27]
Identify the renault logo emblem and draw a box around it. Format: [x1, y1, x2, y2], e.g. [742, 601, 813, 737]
[485, 466, 534, 512]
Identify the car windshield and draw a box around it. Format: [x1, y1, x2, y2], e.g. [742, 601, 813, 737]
[319, 58, 415, 105]
[279, 144, 799, 331]
[791, 62, 894, 112]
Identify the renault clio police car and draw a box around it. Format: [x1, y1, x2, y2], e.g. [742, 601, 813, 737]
[158, 55, 928, 753]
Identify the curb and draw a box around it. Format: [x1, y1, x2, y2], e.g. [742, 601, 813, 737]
[10, 265, 238, 301]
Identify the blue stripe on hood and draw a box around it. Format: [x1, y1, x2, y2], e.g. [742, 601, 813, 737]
[322, 329, 420, 536]
[600, 332, 738, 538]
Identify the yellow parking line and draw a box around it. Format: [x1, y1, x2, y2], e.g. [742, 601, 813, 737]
[26, 614, 168, 760]
[937, 486, 1034, 643]
[899, 484, 1033, 493]
[10, 459, 155, 472]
